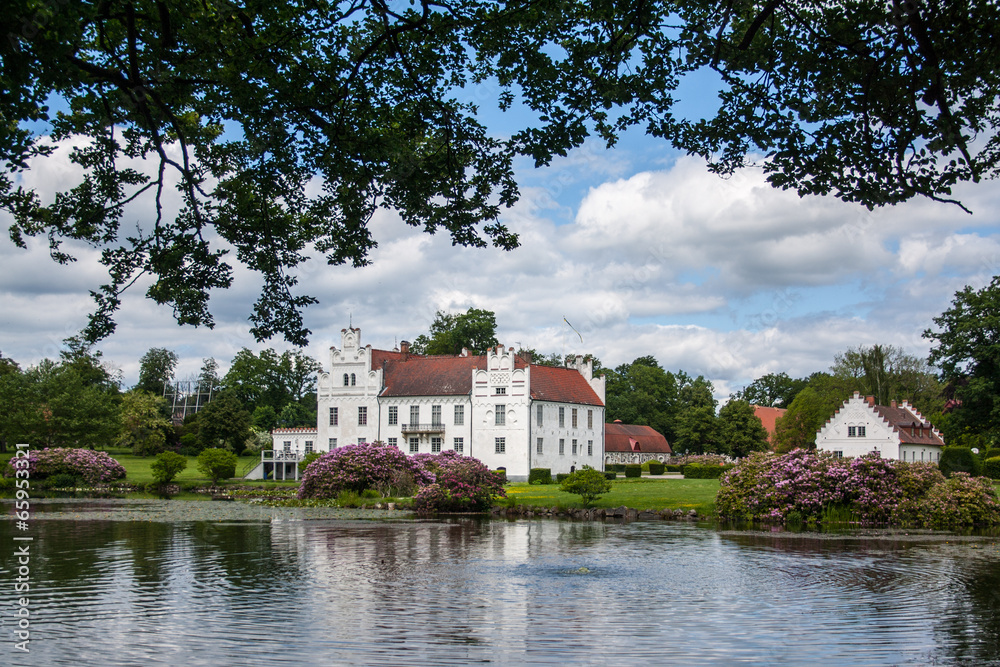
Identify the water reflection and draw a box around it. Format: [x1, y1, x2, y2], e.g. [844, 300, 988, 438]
[1, 508, 998, 666]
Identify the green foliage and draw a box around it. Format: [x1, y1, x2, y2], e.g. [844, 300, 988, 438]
[410, 308, 499, 356]
[901, 473, 1000, 528]
[772, 379, 847, 453]
[683, 463, 733, 479]
[46, 473, 78, 489]
[136, 348, 178, 395]
[150, 452, 188, 485]
[717, 399, 770, 458]
[926, 277, 1000, 442]
[222, 348, 322, 414]
[196, 448, 238, 484]
[528, 468, 553, 484]
[624, 465, 642, 478]
[830, 344, 943, 414]
[559, 466, 612, 507]
[647, 462, 665, 475]
[665, 465, 683, 473]
[118, 390, 171, 456]
[556, 473, 570, 483]
[939, 447, 982, 478]
[298, 451, 322, 474]
[983, 457, 1000, 480]
[197, 392, 252, 452]
[604, 471, 617, 480]
[733, 373, 808, 408]
[985, 448, 1000, 461]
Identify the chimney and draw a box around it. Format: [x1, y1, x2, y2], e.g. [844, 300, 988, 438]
[400, 340, 410, 360]
[890, 400, 897, 409]
[865, 395, 875, 407]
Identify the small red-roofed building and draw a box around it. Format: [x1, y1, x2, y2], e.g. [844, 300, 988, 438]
[604, 421, 671, 466]
[815, 391, 945, 462]
[752, 405, 787, 447]
[299, 327, 606, 480]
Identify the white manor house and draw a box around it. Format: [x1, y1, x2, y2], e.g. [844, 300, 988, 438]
[267, 327, 607, 481]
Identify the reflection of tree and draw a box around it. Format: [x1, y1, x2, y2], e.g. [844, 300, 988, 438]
[935, 556, 1000, 662]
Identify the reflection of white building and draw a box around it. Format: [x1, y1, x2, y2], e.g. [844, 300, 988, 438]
[815, 392, 945, 462]
[285, 327, 605, 481]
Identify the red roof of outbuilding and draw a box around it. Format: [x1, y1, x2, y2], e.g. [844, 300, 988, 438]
[604, 423, 671, 454]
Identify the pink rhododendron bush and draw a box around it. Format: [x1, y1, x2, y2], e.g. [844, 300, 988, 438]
[5, 447, 127, 484]
[299, 443, 505, 512]
[413, 453, 506, 513]
[298, 442, 434, 500]
[716, 449, 1000, 527]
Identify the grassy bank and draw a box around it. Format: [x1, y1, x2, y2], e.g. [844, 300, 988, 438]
[506, 478, 720, 515]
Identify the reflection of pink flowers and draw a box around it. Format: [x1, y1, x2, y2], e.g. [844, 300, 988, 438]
[716, 449, 1000, 527]
[5, 447, 127, 484]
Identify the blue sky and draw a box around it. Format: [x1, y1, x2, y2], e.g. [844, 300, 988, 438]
[2, 78, 999, 405]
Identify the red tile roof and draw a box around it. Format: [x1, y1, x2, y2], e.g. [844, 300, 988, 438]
[752, 406, 787, 443]
[604, 423, 672, 454]
[529, 365, 603, 406]
[872, 404, 945, 446]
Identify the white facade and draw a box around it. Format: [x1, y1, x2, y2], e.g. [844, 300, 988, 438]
[815, 392, 945, 462]
[307, 328, 605, 480]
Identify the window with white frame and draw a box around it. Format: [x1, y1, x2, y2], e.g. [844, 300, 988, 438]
[343, 373, 349, 386]
[350, 373, 356, 386]
[329, 438, 337, 448]
[453, 437, 464, 454]
[495, 405, 506, 426]
[537, 437, 543, 454]
[432, 437, 442, 453]
[358, 406, 367, 425]
[409, 437, 419, 453]
[388, 437, 398, 448]
[559, 438, 565, 455]
[572, 408, 578, 429]
[454, 405, 464, 425]
[410, 405, 420, 426]
[495, 386, 506, 395]
[495, 437, 505, 454]
[848, 425, 866, 437]
[587, 440, 593, 456]
[832, 450, 843, 459]
[358, 437, 366, 444]
[572, 439, 577, 455]
[388, 406, 398, 425]
[588, 409, 593, 429]
[536, 403, 543, 427]
[283, 441, 291, 452]
[305, 440, 313, 453]
[329, 407, 338, 426]
[559, 407, 565, 427]
[431, 405, 442, 425]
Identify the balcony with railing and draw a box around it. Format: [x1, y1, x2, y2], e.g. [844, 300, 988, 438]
[400, 423, 445, 434]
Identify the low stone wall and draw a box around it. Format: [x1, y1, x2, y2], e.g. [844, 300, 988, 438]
[604, 452, 670, 466]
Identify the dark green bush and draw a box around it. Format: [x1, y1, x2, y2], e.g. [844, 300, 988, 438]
[683, 463, 734, 479]
[984, 448, 1000, 461]
[298, 451, 322, 474]
[665, 464, 683, 473]
[984, 457, 1000, 480]
[624, 464, 642, 478]
[529, 468, 553, 484]
[607, 464, 626, 472]
[151, 451, 188, 485]
[196, 448, 238, 483]
[939, 447, 982, 478]
[556, 473, 570, 483]
[560, 466, 612, 507]
[46, 473, 78, 489]
[648, 462, 665, 475]
[604, 471, 617, 480]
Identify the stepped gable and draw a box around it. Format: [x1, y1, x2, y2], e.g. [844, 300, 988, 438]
[605, 422, 671, 453]
[529, 364, 603, 406]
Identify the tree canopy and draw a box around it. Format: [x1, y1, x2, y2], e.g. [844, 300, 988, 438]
[5, 0, 999, 344]
[410, 308, 499, 356]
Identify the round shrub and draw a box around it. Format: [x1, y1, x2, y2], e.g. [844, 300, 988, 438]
[939, 447, 981, 478]
[413, 455, 506, 512]
[529, 468, 553, 484]
[910, 473, 1000, 527]
[624, 464, 642, 478]
[299, 442, 434, 500]
[151, 451, 188, 485]
[984, 457, 1000, 480]
[5, 448, 127, 485]
[648, 462, 665, 475]
[196, 448, 238, 483]
[560, 466, 612, 506]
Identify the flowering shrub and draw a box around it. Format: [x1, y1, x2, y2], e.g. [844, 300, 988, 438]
[5, 448, 127, 484]
[298, 442, 435, 499]
[413, 455, 506, 512]
[717, 449, 1000, 527]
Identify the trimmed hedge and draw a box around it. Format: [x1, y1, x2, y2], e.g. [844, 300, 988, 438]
[984, 448, 1000, 461]
[683, 463, 734, 479]
[624, 464, 642, 478]
[556, 473, 570, 483]
[984, 457, 1000, 480]
[665, 464, 683, 473]
[604, 471, 617, 480]
[939, 447, 982, 478]
[529, 468, 553, 484]
[648, 462, 665, 475]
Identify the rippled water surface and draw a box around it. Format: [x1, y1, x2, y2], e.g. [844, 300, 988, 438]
[2, 500, 1000, 666]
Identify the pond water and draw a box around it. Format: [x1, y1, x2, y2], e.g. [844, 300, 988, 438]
[2, 500, 1000, 666]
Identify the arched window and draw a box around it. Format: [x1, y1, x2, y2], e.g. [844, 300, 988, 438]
[343, 373, 349, 386]
[350, 373, 356, 386]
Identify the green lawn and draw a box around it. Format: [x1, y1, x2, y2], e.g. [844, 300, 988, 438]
[506, 478, 720, 515]
[112, 453, 266, 485]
